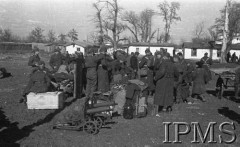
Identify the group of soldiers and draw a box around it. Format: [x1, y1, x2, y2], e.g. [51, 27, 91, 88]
[127, 49, 213, 114]
[20, 45, 213, 116]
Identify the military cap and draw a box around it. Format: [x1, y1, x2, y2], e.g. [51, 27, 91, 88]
[145, 48, 150, 53]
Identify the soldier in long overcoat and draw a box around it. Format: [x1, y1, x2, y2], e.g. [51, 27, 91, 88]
[192, 61, 208, 102]
[97, 46, 112, 92]
[200, 52, 212, 82]
[175, 52, 194, 103]
[139, 49, 155, 95]
[154, 56, 179, 112]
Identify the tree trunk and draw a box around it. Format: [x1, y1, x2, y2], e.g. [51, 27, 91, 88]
[221, 0, 229, 63]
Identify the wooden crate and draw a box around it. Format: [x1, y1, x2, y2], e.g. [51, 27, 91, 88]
[27, 92, 64, 109]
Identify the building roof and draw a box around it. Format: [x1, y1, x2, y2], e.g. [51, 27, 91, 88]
[0, 42, 32, 45]
[65, 41, 99, 48]
[182, 42, 212, 49]
[183, 41, 240, 50]
[129, 42, 176, 47]
[45, 43, 66, 46]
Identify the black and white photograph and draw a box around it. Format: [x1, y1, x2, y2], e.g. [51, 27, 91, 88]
[0, 0, 240, 146]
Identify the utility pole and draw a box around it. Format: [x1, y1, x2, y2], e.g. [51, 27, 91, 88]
[157, 28, 160, 43]
[221, 0, 230, 63]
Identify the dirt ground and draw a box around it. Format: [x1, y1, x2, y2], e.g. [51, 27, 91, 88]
[0, 53, 240, 147]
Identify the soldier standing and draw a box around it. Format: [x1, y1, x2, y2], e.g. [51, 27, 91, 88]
[97, 46, 112, 92]
[175, 52, 194, 103]
[130, 52, 139, 79]
[154, 55, 179, 114]
[49, 48, 64, 73]
[139, 48, 155, 95]
[200, 52, 212, 82]
[85, 49, 103, 99]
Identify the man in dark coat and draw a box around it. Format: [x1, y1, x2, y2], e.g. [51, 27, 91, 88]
[226, 52, 231, 63]
[28, 47, 41, 67]
[130, 52, 139, 79]
[139, 48, 155, 95]
[97, 45, 112, 92]
[192, 61, 208, 102]
[174, 52, 194, 103]
[49, 48, 64, 73]
[85, 50, 104, 99]
[200, 52, 212, 82]
[154, 56, 179, 113]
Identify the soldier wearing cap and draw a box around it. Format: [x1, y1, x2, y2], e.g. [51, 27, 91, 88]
[20, 60, 51, 103]
[174, 52, 194, 103]
[139, 48, 155, 95]
[85, 47, 104, 99]
[200, 52, 212, 82]
[28, 46, 41, 67]
[49, 47, 64, 73]
[97, 45, 112, 92]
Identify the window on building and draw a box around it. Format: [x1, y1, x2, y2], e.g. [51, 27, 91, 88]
[136, 48, 139, 53]
[191, 48, 197, 56]
[77, 47, 80, 51]
[217, 50, 221, 57]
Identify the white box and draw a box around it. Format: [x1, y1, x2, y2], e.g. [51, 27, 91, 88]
[27, 92, 64, 109]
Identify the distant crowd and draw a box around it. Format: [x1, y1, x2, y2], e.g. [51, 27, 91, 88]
[20, 46, 214, 116]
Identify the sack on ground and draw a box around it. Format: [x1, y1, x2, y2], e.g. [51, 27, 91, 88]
[55, 98, 86, 124]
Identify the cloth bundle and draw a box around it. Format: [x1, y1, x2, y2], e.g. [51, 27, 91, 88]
[111, 84, 126, 114]
[55, 98, 87, 124]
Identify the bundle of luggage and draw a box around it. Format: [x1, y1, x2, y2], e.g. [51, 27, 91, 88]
[111, 79, 149, 119]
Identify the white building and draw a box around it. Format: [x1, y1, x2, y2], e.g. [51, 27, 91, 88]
[128, 42, 176, 56]
[181, 42, 240, 61]
[65, 41, 98, 55]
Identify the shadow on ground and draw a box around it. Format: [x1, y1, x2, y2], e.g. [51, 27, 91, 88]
[218, 107, 240, 124]
[0, 97, 78, 146]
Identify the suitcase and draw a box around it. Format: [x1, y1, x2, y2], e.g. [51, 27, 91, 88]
[27, 92, 64, 109]
[135, 96, 147, 118]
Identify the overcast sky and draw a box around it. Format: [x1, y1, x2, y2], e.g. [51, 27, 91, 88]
[0, 0, 229, 44]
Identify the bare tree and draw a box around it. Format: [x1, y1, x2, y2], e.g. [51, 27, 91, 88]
[88, 31, 99, 43]
[193, 21, 205, 39]
[95, 0, 126, 50]
[122, 9, 156, 43]
[213, 0, 240, 63]
[92, 2, 104, 45]
[122, 11, 140, 42]
[158, 1, 181, 43]
[208, 26, 219, 41]
[139, 9, 156, 42]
